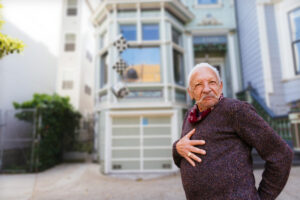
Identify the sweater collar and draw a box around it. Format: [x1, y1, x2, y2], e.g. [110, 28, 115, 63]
[188, 94, 224, 124]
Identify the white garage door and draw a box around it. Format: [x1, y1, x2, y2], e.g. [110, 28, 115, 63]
[111, 115, 173, 172]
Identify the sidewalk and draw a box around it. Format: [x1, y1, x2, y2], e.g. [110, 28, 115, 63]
[0, 163, 299, 200]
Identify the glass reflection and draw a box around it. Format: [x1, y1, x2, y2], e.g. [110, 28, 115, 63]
[120, 24, 136, 41]
[121, 47, 161, 82]
[142, 24, 159, 41]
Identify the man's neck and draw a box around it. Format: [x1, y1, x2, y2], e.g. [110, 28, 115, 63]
[197, 100, 219, 112]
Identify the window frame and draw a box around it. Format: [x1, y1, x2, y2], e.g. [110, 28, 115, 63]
[100, 52, 108, 88]
[173, 48, 185, 87]
[64, 33, 76, 52]
[289, 7, 300, 75]
[119, 24, 137, 41]
[121, 46, 162, 84]
[66, 0, 78, 16]
[194, 0, 222, 8]
[142, 23, 160, 41]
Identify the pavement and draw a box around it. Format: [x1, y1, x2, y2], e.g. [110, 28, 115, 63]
[0, 163, 299, 200]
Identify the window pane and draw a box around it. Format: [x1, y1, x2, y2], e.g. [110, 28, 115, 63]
[112, 138, 140, 147]
[121, 47, 161, 83]
[143, 160, 172, 170]
[62, 81, 74, 89]
[112, 161, 140, 170]
[143, 149, 171, 158]
[100, 52, 108, 88]
[143, 116, 171, 125]
[100, 32, 107, 49]
[120, 24, 136, 41]
[142, 24, 159, 41]
[112, 117, 139, 125]
[65, 34, 76, 42]
[172, 27, 182, 46]
[289, 8, 300, 41]
[293, 42, 300, 73]
[67, 8, 77, 16]
[143, 137, 171, 146]
[112, 149, 140, 158]
[198, 0, 218, 4]
[144, 127, 171, 136]
[173, 49, 185, 86]
[67, 0, 77, 6]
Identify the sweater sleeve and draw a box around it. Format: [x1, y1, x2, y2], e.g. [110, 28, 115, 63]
[172, 110, 190, 168]
[232, 102, 293, 200]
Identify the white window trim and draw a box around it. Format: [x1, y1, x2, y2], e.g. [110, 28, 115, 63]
[194, 0, 223, 8]
[275, 0, 300, 79]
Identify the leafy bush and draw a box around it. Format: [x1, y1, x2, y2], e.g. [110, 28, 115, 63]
[13, 93, 81, 171]
[0, 3, 25, 58]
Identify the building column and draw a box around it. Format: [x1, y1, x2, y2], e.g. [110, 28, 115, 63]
[160, 3, 168, 102]
[256, 2, 273, 106]
[227, 30, 240, 98]
[184, 32, 193, 104]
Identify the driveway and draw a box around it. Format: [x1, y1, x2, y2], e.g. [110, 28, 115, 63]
[0, 163, 299, 200]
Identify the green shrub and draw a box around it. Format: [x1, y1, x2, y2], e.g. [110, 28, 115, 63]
[13, 93, 81, 171]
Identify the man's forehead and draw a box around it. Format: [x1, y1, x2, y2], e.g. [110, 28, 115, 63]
[190, 68, 218, 82]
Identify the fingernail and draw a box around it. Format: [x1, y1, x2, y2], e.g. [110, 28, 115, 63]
[203, 150, 206, 155]
[198, 158, 202, 162]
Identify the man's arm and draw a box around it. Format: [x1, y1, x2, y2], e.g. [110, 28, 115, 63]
[232, 102, 293, 200]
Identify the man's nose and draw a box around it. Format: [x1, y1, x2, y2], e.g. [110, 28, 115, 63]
[203, 82, 211, 93]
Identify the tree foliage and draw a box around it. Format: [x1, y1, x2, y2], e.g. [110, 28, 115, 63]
[0, 2, 25, 59]
[13, 93, 81, 171]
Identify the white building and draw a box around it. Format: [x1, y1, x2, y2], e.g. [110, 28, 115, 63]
[92, 0, 242, 174]
[0, 0, 96, 123]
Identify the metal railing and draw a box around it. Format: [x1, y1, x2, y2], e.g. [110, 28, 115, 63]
[236, 86, 292, 141]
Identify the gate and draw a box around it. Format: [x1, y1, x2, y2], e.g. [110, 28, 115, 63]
[0, 109, 39, 173]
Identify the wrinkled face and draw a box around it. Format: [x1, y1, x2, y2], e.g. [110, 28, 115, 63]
[188, 67, 223, 111]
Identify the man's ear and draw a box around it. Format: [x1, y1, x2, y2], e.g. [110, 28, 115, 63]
[187, 87, 194, 100]
[219, 81, 223, 95]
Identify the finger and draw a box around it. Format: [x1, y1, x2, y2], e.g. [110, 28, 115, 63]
[190, 140, 205, 146]
[189, 152, 202, 163]
[185, 156, 196, 167]
[189, 146, 206, 155]
[185, 128, 196, 139]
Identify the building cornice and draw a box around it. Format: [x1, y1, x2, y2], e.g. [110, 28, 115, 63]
[91, 0, 194, 26]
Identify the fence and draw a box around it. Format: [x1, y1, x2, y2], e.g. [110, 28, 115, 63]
[237, 86, 292, 141]
[0, 108, 39, 173]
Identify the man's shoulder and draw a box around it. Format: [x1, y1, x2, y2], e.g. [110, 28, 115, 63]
[221, 98, 253, 112]
[222, 98, 255, 112]
[221, 97, 243, 107]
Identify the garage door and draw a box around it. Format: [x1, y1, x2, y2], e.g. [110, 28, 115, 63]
[111, 115, 173, 172]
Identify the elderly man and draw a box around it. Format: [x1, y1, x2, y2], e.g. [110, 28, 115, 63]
[172, 63, 293, 200]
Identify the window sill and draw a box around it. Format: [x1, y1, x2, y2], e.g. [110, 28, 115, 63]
[281, 74, 300, 82]
[193, 2, 223, 9]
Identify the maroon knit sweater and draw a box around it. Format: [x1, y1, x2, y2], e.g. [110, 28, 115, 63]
[173, 98, 293, 200]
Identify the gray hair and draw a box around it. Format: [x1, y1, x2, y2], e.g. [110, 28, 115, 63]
[188, 63, 221, 90]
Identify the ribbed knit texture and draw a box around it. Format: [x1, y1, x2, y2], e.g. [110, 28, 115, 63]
[173, 98, 293, 200]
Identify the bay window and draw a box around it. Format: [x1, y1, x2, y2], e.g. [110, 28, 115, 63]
[121, 47, 161, 83]
[289, 7, 300, 74]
